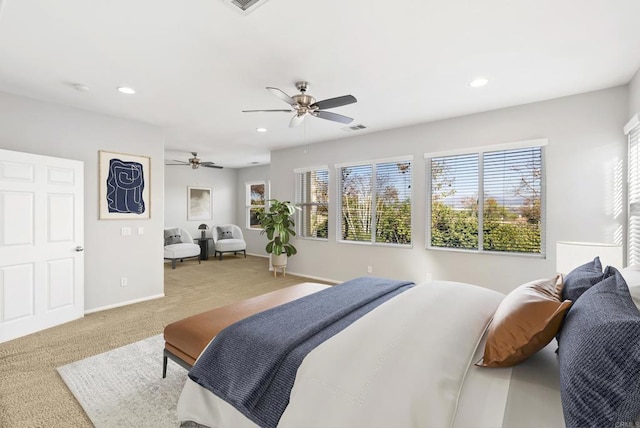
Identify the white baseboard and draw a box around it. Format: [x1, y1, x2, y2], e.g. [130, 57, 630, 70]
[246, 252, 268, 258]
[224, 252, 339, 284]
[284, 270, 341, 285]
[85, 293, 165, 314]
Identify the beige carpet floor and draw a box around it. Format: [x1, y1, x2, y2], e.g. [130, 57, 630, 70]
[0, 255, 324, 427]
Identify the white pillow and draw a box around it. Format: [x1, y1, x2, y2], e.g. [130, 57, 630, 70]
[619, 266, 640, 311]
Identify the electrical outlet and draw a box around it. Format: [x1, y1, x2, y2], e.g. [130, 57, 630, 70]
[425, 273, 433, 282]
[137, 226, 144, 235]
[121, 227, 131, 236]
[367, 266, 372, 274]
[120, 277, 128, 287]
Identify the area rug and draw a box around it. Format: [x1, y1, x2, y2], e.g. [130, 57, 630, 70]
[57, 334, 188, 428]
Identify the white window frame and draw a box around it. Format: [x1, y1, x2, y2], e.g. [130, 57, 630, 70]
[336, 155, 413, 247]
[245, 180, 266, 230]
[626, 113, 640, 266]
[425, 138, 547, 257]
[294, 166, 329, 241]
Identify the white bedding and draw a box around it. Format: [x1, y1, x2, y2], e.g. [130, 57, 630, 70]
[177, 280, 564, 427]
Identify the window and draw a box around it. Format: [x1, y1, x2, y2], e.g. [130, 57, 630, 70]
[627, 115, 640, 265]
[246, 181, 265, 229]
[295, 168, 329, 239]
[428, 142, 545, 255]
[338, 158, 412, 245]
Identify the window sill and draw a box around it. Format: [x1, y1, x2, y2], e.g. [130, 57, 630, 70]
[426, 245, 546, 259]
[337, 240, 413, 249]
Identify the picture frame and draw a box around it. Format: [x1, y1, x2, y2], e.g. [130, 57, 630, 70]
[187, 186, 212, 221]
[99, 150, 151, 219]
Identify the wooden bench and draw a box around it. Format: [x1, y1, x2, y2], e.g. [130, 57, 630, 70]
[162, 282, 331, 377]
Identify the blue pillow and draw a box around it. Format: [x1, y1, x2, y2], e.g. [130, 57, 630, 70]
[561, 257, 606, 302]
[558, 267, 640, 427]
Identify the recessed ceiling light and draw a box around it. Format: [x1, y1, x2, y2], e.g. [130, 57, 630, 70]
[256, 128, 267, 133]
[117, 86, 136, 95]
[469, 77, 489, 88]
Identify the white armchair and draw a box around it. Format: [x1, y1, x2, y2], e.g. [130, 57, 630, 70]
[213, 224, 247, 260]
[164, 227, 201, 269]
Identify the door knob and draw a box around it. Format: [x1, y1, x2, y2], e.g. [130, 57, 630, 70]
[75, 246, 84, 252]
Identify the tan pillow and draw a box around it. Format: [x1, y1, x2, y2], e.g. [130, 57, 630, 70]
[477, 274, 571, 368]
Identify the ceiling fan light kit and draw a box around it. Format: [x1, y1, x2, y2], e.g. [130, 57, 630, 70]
[243, 81, 357, 128]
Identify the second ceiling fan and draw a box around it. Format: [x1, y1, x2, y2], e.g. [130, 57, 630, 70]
[166, 152, 223, 169]
[243, 81, 357, 128]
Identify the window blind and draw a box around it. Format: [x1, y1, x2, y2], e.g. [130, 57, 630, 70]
[430, 153, 479, 249]
[340, 165, 373, 242]
[429, 146, 543, 254]
[375, 161, 412, 244]
[295, 169, 329, 238]
[339, 159, 413, 245]
[483, 147, 542, 253]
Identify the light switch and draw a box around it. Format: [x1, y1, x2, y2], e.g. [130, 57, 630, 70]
[121, 227, 131, 236]
[137, 226, 144, 235]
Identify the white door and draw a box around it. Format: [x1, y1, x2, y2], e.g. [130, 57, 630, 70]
[0, 149, 84, 343]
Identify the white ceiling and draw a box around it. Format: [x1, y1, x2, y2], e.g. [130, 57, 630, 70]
[0, 0, 639, 168]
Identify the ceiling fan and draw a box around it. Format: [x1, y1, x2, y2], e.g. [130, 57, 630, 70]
[243, 81, 357, 128]
[166, 152, 223, 169]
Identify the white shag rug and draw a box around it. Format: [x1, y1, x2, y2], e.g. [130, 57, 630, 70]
[57, 334, 188, 428]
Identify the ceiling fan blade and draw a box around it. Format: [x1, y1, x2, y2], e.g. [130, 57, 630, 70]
[266, 87, 297, 106]
[171, 160, 189, 164]
[165, 163, 190, 166]
[313, 110, 354, 124]
[202, 164, 224, 169]
[242, 109, 294, 113]
[289, 113, 305, 128]
[311, 95, 357, 110]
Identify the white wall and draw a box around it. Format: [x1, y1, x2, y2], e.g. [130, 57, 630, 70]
[236, 165, 270, 256]
[164, 164, 237, 252]
[269, 86, 629, 293]
[0, 91, 165, 311]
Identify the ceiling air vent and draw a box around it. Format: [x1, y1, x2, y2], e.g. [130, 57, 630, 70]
[343, 124, 368, 132]
[223, 0, 270, 14]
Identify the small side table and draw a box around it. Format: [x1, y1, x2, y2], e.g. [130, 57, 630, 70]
[194, 238, 213, 261]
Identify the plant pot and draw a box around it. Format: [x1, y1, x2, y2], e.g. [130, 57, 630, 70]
[271, 253, 287, 267]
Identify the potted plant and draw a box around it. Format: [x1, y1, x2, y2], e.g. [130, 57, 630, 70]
[257, 199, 300, 269]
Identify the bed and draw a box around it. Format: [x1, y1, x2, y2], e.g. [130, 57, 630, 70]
[175, 264, 640, 428]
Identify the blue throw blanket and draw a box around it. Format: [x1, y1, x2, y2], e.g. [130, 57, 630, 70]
[188, 277, 414, 428]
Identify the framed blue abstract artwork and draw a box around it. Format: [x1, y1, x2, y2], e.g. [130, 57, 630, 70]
[99, 150, 151, 219]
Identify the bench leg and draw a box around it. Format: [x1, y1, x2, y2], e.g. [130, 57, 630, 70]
[163, 355, 168, 378]
[163, 348, 194, 378]
[243, 250, 246, 258]
[171, 259, 176, 269]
